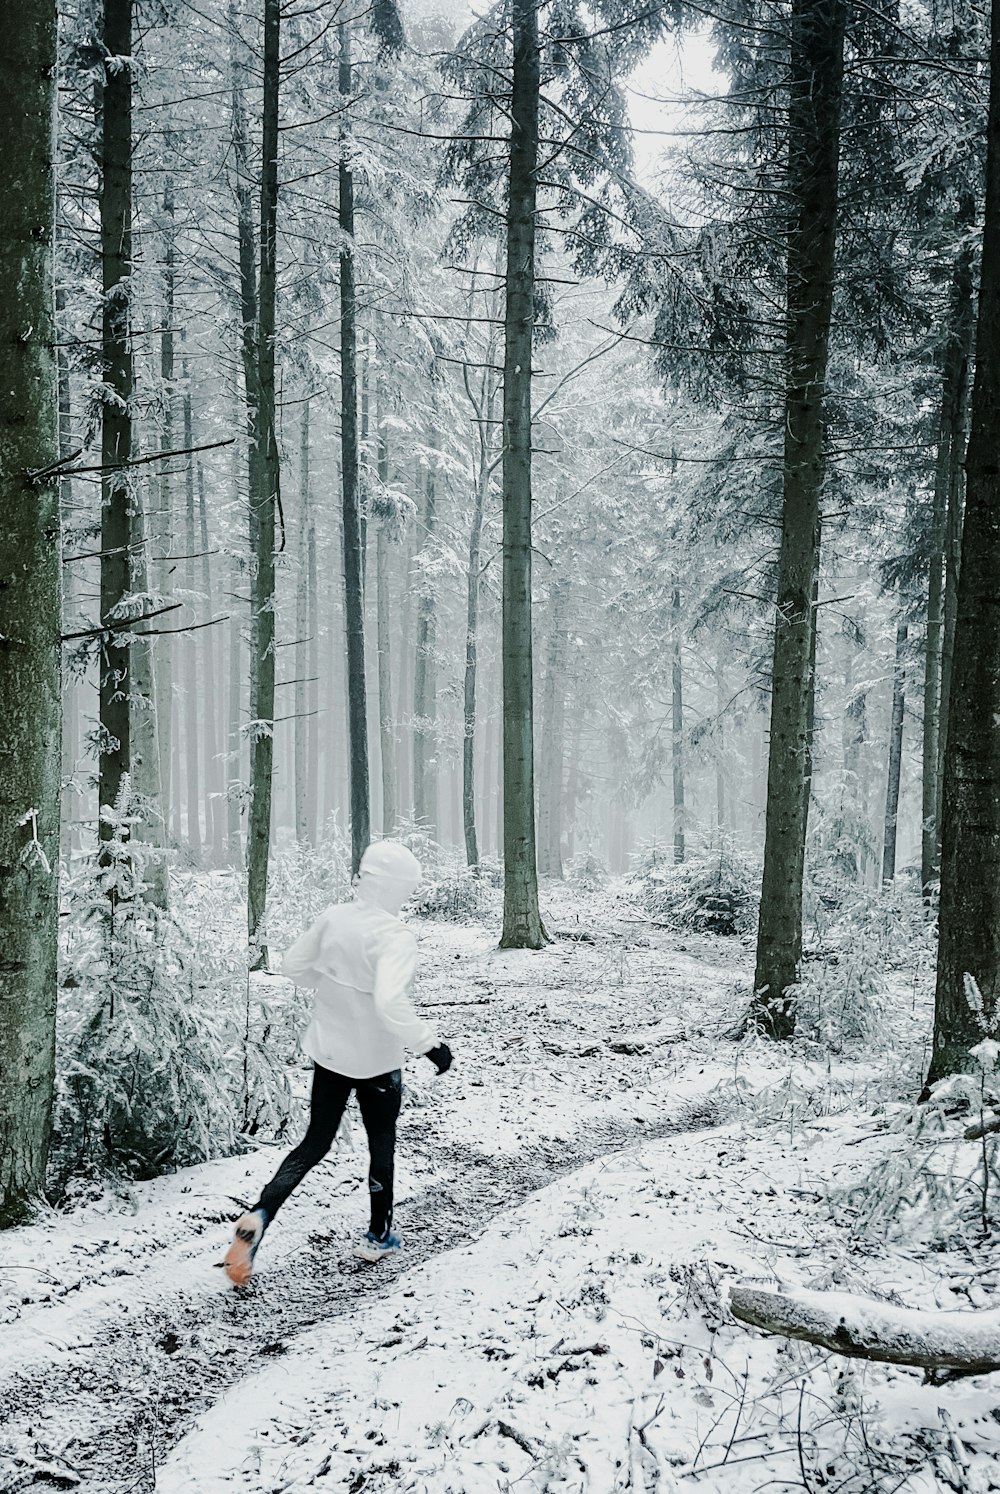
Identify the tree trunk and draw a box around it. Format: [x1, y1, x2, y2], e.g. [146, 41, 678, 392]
[500, 0, 546, 948]
[413, 422, 439, 837]
[339, 20, 370, 876]
[130, 473, 169, 906]
[0, 0, 60, 1225]
[882, 620, 907, 884]
[937, 201, 976, 853]
[751, 0, 846, 1035]
[922, 210, 976, 896]
[376, 386, 398, 836]
[98, 0, 134, 830]
[182, 378, 201, 856]
[246, 0, 280, 958]
[671, 576, 685, 864]
[198, 460, 224, 863]
[295, 398, 311, 844]
[57, 289, 79, 865]
[226, 551, 243, 865]
[155, 182, 175, 846]
[538, 579, 567, 878]
[928, 1, 1000, 1086]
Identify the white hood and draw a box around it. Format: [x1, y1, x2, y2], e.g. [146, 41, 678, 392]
[356, 840, 422, 916]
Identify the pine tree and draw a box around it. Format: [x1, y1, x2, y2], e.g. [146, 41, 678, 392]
[928, 0, 1000, 1085]
[750, 0, 847, 1037]
[0, 0, 61, 1224]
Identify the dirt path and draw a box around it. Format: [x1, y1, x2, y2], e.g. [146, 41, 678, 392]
[1, 912, 747, 1494]
[1, 1099, 721, 1494]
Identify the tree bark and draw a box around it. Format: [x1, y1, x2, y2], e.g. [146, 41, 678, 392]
[198, 460, 224, 862]
[751, 0, 846, 1035]
[339, 20, 370, 876]
[0, 0, 60, 1225]
[671, 576, 685, 864]
[130, 471, 169, 906]
[882, 620, 907, 884]
[923, 212, 976, 896]
[295, 398, 311, 844]
[731, 1284, 1000, 1378]
[57, 289, 79, 865]
[155, 182, 175, 847]
[98, 0, 134, 829]
[500, 0, 546, 948]
[182, 377, 201, 856]
[538, 579, 567, 878]
[375, 385, 398, 836]
[413, 418, 439, 837]
[928, 0, 1000, 1086]
[246, 0, 280, 958]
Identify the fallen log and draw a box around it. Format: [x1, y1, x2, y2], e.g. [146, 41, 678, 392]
[729, 1284, 1000, 1378]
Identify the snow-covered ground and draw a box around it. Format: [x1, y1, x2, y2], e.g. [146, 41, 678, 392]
[2, 883, 997, 1493]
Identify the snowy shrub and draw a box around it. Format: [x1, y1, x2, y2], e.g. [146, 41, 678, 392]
[565, 851, 608, 891]
[631, 845, 760, 937]
[840, 983, 1000, 1244]
[265, 825, 352, 952]
[52, 783, 293, 1190]
[410, 860, 502, 922]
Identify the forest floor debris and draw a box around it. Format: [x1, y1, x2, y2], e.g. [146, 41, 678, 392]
[1, 880, 993, 1493]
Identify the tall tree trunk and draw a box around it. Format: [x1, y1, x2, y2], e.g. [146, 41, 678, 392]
[98, 0, 134, 829]
[463, 459, 488, 868]
[922, 211, 976, 895]
[182, 378, 201, 856]
[295, 399, 311, 844]
[57, 289, 79, 864]
[882, 620, 907, 884]
[130, 466, 169, 905]
[413, 425, 439, 835]
[937, 204, 976, 843]
[227, 551, 243, 864]
[538, 579, 567, 878]
[671, 576, 685, 864]
[339, 20, 370, 875]
[715, 653, 726, 843]
[306, 515, 319, 839]
[155, 181, 175, 845]
[928, 1, 1000, 1086]
[198, 461, 224, 862]
[751, 0, 846, 1036]
[246, 0, 280, 958]
[500, 0, 546, 948]
[376, 385, 398, 835]
[0, 0, 60, 1225]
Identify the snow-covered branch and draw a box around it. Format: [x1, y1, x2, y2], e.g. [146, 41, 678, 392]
[730, 1285, 1000, 1378]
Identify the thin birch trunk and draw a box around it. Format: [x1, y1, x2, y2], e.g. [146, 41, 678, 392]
[882, 620, 907, 884]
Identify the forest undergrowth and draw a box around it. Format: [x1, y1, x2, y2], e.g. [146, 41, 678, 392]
[10, 837, 1000, 1491]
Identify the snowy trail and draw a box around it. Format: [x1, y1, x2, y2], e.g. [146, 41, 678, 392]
[0, 906, 750, 1493]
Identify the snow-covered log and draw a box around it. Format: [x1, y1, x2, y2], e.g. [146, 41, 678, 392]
[730, 1285, 1000, 1376]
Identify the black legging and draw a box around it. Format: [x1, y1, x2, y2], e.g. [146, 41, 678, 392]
[255, 1063, 402, 1238]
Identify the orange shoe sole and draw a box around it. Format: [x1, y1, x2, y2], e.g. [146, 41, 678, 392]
[224, 1215, 262, 1287]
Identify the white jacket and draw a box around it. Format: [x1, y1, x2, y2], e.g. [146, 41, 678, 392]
[281, 841, 438, 1080]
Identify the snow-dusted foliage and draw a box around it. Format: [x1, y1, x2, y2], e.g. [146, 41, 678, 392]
[630, 843, 760, 938]
[52, 784, 293, 1191]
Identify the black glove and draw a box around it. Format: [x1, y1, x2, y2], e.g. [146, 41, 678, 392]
[426, 1042, 453, 1075]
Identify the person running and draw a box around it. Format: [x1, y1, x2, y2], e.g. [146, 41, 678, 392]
[224, 840, 453, 1285]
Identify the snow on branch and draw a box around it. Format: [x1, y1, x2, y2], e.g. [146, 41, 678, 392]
[729, 1284, 1000, 1378]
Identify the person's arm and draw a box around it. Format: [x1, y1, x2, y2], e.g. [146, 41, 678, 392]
[280, 914, 326, 989]
[372, 926, 438, 1054]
